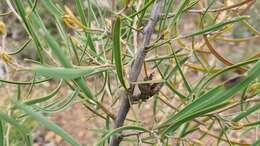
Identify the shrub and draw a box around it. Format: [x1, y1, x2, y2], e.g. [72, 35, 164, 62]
[0, 0, 259, 146]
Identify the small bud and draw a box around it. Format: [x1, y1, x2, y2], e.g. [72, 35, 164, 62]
[64, 5, 75, 17]
[229, 121, 243, 130]
[248, 82, 260, 94]
[0, 21, 6, 35]
[63, 5, 86, 31]
[0, 51, 13, 65]
[63, 15, 78, 29]
[105, 18, 112, 29]
[161, 29, 169, 39]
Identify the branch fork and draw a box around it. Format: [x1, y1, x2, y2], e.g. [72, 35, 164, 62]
[110, 1, 163, 146]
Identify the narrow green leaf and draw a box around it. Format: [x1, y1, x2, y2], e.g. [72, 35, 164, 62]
[233, 102, 260, 122]
[219, 101, 260, 140]
[35, 89, 79, 113]
[171, 46, 192, 93]
[40, 0, 63, 17]
[69, 36, 80, 65]
[75, 0, 97, 53]
[129, 0, 155, 18]
[166, 81, 188, 100]
[158, 0, 176, 31]
[161, 99, 230, 137]
[171, 0, 190, 24]
[164, 56, 189, 79]
[13, 0, 44, 62]
[8, 39, 31, 55]
[244, 121, 260, 128]
[113, 17, 128, 89]
[0, 120, 4, 146]
[16, 84, 21, 100]
[0, 112, 32, 146]
[95, 126, 149, 146]
[24, 81, 62, 105]
[197, 58, 258, 94]
[159, 59, 260, 137]
[252, 139, 260, 146]
[33, 65, 108, 79]
[160, 85, 224, 126]
[39, 21, 93, 98]
[12, 99, 80, 146]
[44, 32, 72, 68]
[0, 78, 50, 85]
[187, 15, 250, 37]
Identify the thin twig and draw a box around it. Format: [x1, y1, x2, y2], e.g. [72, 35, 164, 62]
[199, 126, 250, 146]
[189, 0, 254, 13]
[109, 1, 162, 146]
[203, 35, 248, 74]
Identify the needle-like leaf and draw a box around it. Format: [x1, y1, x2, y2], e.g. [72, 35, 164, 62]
[112, 17, 129, 89]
